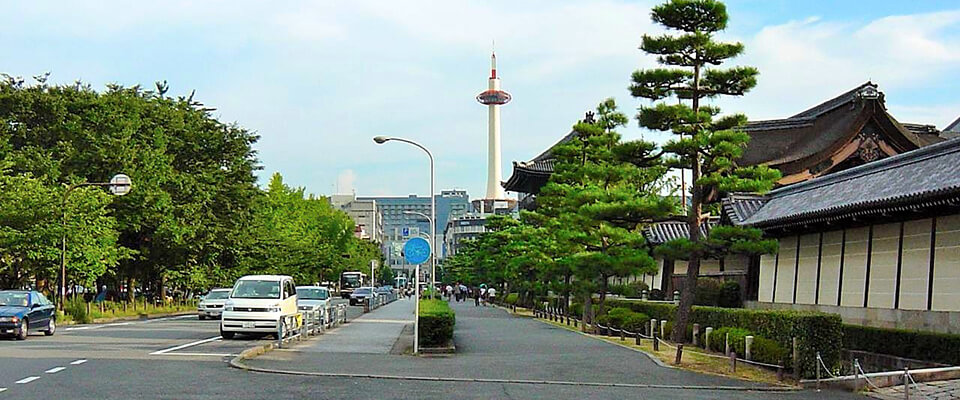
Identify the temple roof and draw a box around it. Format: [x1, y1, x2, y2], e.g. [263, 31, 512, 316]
[642, 217, 718, 245]
[724, 138, 960, 231]
[504, 82, 946, 196]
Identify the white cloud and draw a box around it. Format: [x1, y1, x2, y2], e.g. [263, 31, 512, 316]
[730, 10, 960, 122]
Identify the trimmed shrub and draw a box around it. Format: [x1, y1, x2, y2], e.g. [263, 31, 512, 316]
[419, 299, 455, 346]
[843, 324, 960, 366]
[719, 281, 742, 308]
[604, 299, 842, 377]
[504, 293, 519, 305]
[605, 307, 634, 328]
[752, 336, 788, 365]
[694, 278, 724, 306]
[622, 312, 650, 333]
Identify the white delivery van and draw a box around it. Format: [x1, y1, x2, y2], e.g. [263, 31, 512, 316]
[220, 275, 298, 339]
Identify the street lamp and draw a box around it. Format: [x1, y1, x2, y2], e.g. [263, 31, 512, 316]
[60, 174, 132, 310]
[374, 136, 437, 299]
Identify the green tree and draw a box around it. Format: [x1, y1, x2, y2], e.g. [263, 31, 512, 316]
[630, 0, 780, 341]
[533, 99, 674, 324]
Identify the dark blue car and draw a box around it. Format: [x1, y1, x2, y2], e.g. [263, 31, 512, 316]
[0, 290, 56, 340]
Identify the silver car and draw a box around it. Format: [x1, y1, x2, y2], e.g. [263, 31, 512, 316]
[197, 288, 231, 320]
[296, 286, 331, 323]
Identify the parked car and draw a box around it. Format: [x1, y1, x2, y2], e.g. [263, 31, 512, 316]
[374, 286, 393, 295]
[197, 288, 231, 320]
[220, 275, 298, 339]
[0, 290, 56, 340]
[349, 287, 375, 306]
[296, 286, 331, 323]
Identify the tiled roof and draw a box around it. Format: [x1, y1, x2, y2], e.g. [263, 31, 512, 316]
[946, 116, 960, 133]
[643, 218, 718, 245]
[727, 138, 960, 229]
[721, 193, 767, 225]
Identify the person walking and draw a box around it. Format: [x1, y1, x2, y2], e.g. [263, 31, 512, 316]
[486, 286, 497, 306]
[474, 287, 481, 306]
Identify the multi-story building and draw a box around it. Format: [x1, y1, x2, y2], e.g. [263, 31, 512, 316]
[329, 194, 383, 243]
[358, 190, 473, 270]
[443, 214, 488, 258]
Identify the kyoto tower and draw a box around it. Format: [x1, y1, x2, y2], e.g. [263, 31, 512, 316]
[476, 52, 511, 200]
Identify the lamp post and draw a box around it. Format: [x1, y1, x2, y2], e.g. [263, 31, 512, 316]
[60, 174, 133, 310]
[374, 136, 437, 299]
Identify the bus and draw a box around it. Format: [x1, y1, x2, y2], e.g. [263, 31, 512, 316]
[339, 271, 367, 299]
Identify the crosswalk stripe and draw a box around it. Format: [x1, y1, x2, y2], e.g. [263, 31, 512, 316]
[15, 376, 40, 384]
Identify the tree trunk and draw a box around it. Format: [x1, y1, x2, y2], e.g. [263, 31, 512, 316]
[582, 294, 593, 333]
[127, 277, 136, 302]
[563, 273, 571, 315]
[672, 59, 704, 344]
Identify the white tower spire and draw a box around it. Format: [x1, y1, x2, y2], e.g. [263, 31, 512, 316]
[477, 51, 511, 200]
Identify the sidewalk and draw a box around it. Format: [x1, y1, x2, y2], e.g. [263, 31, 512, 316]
[296, 298, 415, 354]
[247, 298, 772, 388]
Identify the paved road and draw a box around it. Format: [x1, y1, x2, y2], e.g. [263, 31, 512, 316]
[245, 299, 864, 399]
[0, 299, 364, 399]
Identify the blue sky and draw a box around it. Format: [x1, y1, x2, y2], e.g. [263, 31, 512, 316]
[3, 1, 959, 199]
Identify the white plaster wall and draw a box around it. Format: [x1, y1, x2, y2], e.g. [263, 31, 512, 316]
[933, 215, 960, 312]
[795, 233, 821, 304]
[775, 236, 798, 303]
[899, 218, 932, 310]
[841, 227, 870, 307]
[759, 253, 776, 302]
[818, 230, 843, 306]
[868, 222, 901, 309]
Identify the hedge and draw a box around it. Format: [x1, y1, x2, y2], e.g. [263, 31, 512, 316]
[504, 293, 519, 305]
[708, 327, 786, 365]
[605, 299, 843, 377]
[419, 299, 455, 346]
[843, 324, 960, 366]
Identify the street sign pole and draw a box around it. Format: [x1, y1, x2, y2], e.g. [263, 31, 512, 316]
[414, 264, 420, 354]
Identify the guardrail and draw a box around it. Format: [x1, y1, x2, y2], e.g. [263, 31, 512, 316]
[363, 292, 398, 313]
[276, 303, 348, 348]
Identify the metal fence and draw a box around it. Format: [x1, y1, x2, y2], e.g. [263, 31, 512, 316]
[276, 303, 348, 348]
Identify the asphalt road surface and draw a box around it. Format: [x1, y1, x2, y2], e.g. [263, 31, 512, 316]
[0, 298, 863, 400]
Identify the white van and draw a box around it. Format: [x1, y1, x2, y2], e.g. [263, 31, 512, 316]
[220, 275, 299, 339]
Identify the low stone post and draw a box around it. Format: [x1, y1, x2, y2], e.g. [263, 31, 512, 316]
[673, 290, 681, 303]
[730, 351, 737, 373]
[650, 319, 657, 337]
[660, 320, 667, 338]
[705, 327, 713, 350]
[745, 335, 754, 361]
[725, 332, 730, 356]
[641, 289, 648, 300]
[693, 323, 700, 347]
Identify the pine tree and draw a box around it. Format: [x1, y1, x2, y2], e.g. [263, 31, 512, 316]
[630, 0, 780, 342]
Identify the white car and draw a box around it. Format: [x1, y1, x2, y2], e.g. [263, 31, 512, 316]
[220, 275, 298, 339]
[197, 288, 231, 320]
[296, 286, 331, 323]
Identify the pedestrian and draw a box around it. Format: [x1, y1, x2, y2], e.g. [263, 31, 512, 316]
[487, 286, 497, 305]
[445, 284, 453, 301]
[459, 283, 467, 302]
[474, 287, 480, 306]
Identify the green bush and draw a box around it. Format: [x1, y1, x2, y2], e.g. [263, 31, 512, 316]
[622, 312, 650, 333]
[64, 297, 92, 324]
[504, 293, 519, 305]
[418, 299, 455, 346]
[604, 299, 842, 377]
[719, 281, 742, 308]
[843, 324, 960, 366]
[694, 278, 723, 306]
[604, 307, 633, 328]
[752, 336, 788, 365]
[708, 327, 785, 365]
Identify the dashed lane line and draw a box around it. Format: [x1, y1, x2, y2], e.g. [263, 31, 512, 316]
[150, 336, 221, 355]
[0, 387, 6, 393]
[15, 376, 40, 384]
[70, 359, 88, 365]
[152, 352, 236, 357]
[44, 367, 66, 374]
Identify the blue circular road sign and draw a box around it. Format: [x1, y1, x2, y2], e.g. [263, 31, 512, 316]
[403, 237, 431, 265]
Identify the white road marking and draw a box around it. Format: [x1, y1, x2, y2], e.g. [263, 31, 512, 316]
[152, 352, 236, 357]
[70, 359, 88, 365]
[62, 314, 195, 333]
[0, 387, 7, 393]
[44, 367, 66, 374]
[105, 322, 132, 327]
[150, 336, 221, 355]
[15, 376, 40, 384]
[65, 326, 91, 331]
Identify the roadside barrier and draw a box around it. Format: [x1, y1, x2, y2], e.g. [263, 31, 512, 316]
[277, 304, 348, 349]
[363, 292, 399, 313]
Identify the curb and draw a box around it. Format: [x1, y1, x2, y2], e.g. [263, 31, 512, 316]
[227, 359, 800, 391]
